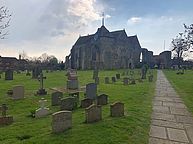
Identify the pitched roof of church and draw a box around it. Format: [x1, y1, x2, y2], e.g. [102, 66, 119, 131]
[74, 26, 140, 47]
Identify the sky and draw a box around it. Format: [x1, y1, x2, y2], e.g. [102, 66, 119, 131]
[0, 0, 193, 61]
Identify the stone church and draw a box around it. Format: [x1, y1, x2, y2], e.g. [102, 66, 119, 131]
[65, 24, 142, 70]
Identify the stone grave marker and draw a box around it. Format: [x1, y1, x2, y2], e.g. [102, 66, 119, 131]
[104, 77, 109, 84]
[123, 77, 129, 85]
[93, 69, 99, 80]
[51, 91, 63, 106]
[35, 98, 50, 118]
[36, 73, 47, 95]
[66, 69, 79, 90]
[112, 77, 116, 83]
[80, 98, 93, 108]
[85, 104, 102, 123]
[12, 85, 24, 100]
[97, 94, 108, 106]
[116, 74, 120, 79]
[60, 97, 77, 111]
[52, 111, 72, 133]
[5, 70, 13, 80]
[110, 102, 124, 117]
[86, 83, 97, 100]
[95, 77, 99, 85]
[0, 104, 13, 125]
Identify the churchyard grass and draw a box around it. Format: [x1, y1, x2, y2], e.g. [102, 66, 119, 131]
[164, 69, 193, 114]
[0, 70, 156, 144]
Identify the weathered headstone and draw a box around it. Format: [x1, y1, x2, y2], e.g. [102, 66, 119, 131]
[5, 70, 13, 80]
[36, 73, 47, 95]
[12, 85, 24, 100]
[97, 94, 108, 105]
[80, 98, 93, 108]
[52, 111, 72, 133]
[0, 104, 13, 125]
[66, 69, 79, 90]
[110, 102, 124, 117]
[85, 104, 102, 123]
[35, 98, 50, 118]
[123, 77, 129, 85]
[51, 91, 63, 106]
[112, 77, 116, 83]
[104, 77, 109, 84]
[86, 83, 97, 100]
[60, 97, 77, 111]
[116, 74, 120, 79]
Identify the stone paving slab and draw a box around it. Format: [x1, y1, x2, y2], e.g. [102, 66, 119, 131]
[149, 70, 193, 144]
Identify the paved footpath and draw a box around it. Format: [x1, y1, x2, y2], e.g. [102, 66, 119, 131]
[149, 70, 193, 144]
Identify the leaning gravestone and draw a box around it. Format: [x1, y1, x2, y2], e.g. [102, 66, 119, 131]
[112, 77, 116, 83]
[85, 104, 102, 123]
[52, 111, 72, 133]
[5, 70, 13, 80]
[104, 77, 109, 84]
[97, 94, 108, 106]
[60, 97, 77, 111]
[0, 104, 13, 125]
[86, 83, 97, 100]
[81, 98, 93, 108]
[51, 91, 63, 106]
[116, 74, 120, 79]
[35, 98, 50, 118]
[110, 102, 124, 117]
[12, 85, 24, 100]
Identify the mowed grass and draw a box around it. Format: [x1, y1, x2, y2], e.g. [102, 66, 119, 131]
[0, 70, 156, 144]
[164, 70, 193, 114]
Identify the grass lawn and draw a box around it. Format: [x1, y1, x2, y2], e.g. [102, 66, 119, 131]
[0, 70, 156, 144]
[164, 70, 193, 115]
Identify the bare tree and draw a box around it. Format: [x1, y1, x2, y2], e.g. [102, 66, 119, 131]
[0, 6, 11, 39]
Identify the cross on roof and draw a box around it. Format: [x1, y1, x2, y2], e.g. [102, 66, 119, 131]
[0, 104, 8, 117]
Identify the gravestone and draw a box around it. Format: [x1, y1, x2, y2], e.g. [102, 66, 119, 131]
[80, 98, 93, 108]
[112, 77, 116, 83]
[123, 77, 129, 85]
[60, 97, 77, 111]
[5, 70, 13, 80]
[85, 104, 102, 123]
[148, 75, 153, 82]
[66, 69, 79, 90]
[95, 77, 99, 85]
[110, 102, 124, 117]
[141, 65, 147, 79]
[52, 111, 72, 133]
[97, 94, 108, 105]
[93, 69, 98, 80]
[69, 92, 79, 105]
[32, 67, 42, 79]
[35, 98, 50, 118]
[86, 83, 97, 100]
[116, 74, 120, 79]
[0, 104, 13, 125]
[36, 73, 47, 95]
[12, 85, 24, 100]
[104, 77, 109, 84]
[51, 91, 63, 106]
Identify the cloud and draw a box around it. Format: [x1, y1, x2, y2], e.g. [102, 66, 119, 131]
[127, 17, 142, 25]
